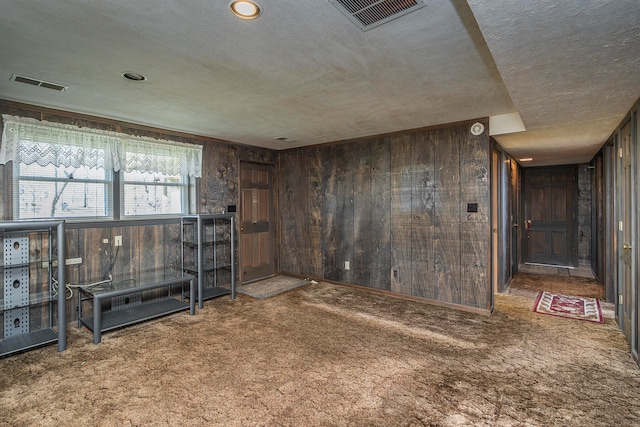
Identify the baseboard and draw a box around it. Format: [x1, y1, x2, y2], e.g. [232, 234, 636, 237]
[278, 271, 491, 317]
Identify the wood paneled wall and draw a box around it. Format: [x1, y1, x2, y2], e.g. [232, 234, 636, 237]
[277, 120, 491, 311]
[1, 100, 490, 318]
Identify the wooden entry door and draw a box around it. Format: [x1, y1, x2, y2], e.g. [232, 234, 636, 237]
[239, 162, 274, 283]
[618, 120, 634, 346]
[523, 166, 578, 267]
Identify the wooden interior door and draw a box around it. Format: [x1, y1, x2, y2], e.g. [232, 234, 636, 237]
[239, 162, 274, 283]
[618, 120, 634, 346]
[523, 166, 578, 267]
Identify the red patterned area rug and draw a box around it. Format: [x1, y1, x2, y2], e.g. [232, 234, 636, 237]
[533, 291, 604, 323]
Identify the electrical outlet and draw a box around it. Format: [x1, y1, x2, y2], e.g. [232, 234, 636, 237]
[103, 238, 109, 244]
[344, 261, 350, 270]
[393, 268, 399, 279]
[114, 235, 122, 247]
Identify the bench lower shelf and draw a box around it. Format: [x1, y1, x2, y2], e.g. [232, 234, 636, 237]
[184, 286, 230, 302]
[80, 298, 190, 334]
[0, 328, 58, 358]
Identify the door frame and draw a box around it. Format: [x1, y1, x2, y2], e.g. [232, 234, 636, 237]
[490, 144, 514, 295]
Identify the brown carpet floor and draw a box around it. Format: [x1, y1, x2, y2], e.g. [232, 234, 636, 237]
[1, 276, 638, 426]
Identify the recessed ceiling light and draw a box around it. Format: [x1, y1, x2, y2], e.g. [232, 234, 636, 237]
[229, 1, 261, 19]
[122, 72, 147, 82]
[519, 158, 534, 162]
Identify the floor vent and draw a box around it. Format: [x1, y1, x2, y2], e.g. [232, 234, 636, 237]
[10, 74, 67, 92]
[329, 0, 425, 31]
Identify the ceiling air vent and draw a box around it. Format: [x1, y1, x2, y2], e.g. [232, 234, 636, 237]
[329, 0, 425, 31]
[10, 74, 67, 92]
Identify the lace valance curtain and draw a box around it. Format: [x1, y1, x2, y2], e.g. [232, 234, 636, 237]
[0, 115, 203, 177]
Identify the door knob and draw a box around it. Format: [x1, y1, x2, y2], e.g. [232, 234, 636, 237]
[623, 243, 632, 250]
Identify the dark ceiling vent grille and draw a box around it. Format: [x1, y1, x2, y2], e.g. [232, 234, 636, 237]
[10, 74, 67, 92]
[330, 0, 425, 31]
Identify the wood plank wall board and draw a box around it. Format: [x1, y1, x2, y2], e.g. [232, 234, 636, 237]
[353, 141, 373, 287]
[334, 143, 355, 284]
[65, 228, 81, 321]
[138, 225, 164, 298]
[75, 228, 97, 312]
[25, 231, 47, 328]
[459, 128, 490, 309]
[321, 145, 340, 282]
[199, 144, 239, 214]
[79, 228, 107, 284]
[0, 164, 11, 221]
[390, 133, 415, 294]
[411, 131, 436, 299]
[278, 150, 309, 275]
[433, 128, 462, 305]
[369, 138, 392, 291]
[307, 148, 324, 279]
[163, 223, 182, 276]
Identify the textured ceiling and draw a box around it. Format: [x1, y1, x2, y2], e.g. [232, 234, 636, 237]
[0, 0, 639, 166]
[468, 0, 640, 165]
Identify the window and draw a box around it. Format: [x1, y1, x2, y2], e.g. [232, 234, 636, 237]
[17, 156, 112, 220]
[1, 115, 202, 220]
[122, 170, 186, 217]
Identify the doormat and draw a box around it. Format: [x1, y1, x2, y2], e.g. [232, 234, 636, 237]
[533, 291, 604, 323]
[236, 276, 312, 299]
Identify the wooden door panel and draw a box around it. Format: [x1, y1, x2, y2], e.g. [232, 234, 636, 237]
[257, 189, 269, 221]
[523, 166, 577, 266]
[551, 188, 566, 220]
[531, 188, 544, 220]
[257, 170, 269, 185]
[551, 232, 566, 255]
[531, 232, 546, 255]
[241, 233, 255, 267]
[240, 189, 254, 223]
